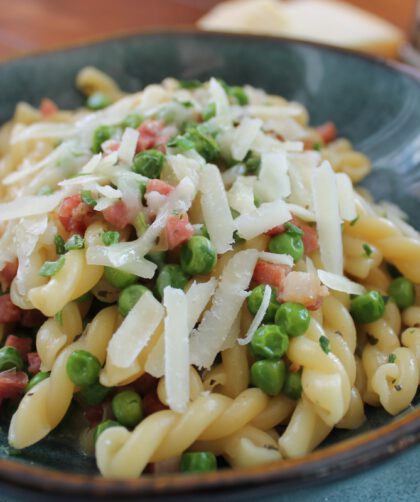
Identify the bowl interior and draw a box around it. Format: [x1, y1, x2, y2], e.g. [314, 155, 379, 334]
[0, 30, 419, 491]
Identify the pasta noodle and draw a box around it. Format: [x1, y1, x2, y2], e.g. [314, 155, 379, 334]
[0, 70, 418, 478]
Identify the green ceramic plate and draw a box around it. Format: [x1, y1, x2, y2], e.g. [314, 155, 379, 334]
[0, 30, 419, 501]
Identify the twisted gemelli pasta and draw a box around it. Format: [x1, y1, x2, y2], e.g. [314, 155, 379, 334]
[28, 249, 103, 316]
[9, 307, 119, 448]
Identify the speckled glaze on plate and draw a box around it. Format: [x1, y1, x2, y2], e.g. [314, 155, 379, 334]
[0, 30, 419, 501]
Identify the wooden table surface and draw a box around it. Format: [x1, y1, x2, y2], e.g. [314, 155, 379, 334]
[0, 0, 416, 60]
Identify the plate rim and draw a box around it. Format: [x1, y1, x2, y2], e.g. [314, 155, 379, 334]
[0, 28, 420, 496]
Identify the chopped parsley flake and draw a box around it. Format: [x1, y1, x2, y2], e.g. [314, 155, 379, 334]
[362, 243, 373, 257]
[319, 336, 330, 354]
[350, 216, 359, 226]
[102, 231, 120, 246]
[64, 234, 85, 251]
[54, 234, 66, 255]
[55, 310, 63, 326]
[39, 255, 65, 277]
[80, 190, 97, 207]
[388, 353, 397, 364]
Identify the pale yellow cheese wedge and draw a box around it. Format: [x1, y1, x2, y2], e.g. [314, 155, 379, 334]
[198, 0, 405, 58]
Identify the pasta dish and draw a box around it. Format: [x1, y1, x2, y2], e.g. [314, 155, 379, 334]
[0, 68, 419, 478]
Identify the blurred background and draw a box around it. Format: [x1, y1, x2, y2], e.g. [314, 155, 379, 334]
[0, 0, 418, 64]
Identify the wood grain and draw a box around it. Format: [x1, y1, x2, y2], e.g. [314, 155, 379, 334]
[0, 0, 414, 59]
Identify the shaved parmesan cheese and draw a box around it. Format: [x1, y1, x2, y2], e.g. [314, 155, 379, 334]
[118, 127, 139, 165]
[0, 191, 65, 222]
[336, 173, 357, 221]
[254, 151, 290, 202]
[94, 198, 116, 211]
[318, 270, 366, 295]
[312, 161, 343, 275]
[146, 279, 217, 378]
[116, 172, 142, 218]
[286, 204, 315, 222]
[231, 117, 262, 161]
[95, 184, 122, 199]
[287, 164, 312, 209]
[190, 250, 258, 368]
[186, 279, 217, 332]
[221, 313, 241, 350]
[107, 291, 164, 368]
[86, 246, 156, 278]
[209, 77, 230, 116]
[87, 177, 196, 269]
[145, 191, 167, 213]
[263, 117, 306, 141]
[144, 335, 164, 378]
[167, 154, 201, 187]
[259, 252, 294, 267]
[200, 164, 234, 253]
[81, 153, 102, 174]
[59, 174, 104, 187]
[239, 285, 271, 346]
[221, 164, 246, 187]
[235, 199, 291, 240]
[252, 132, 303, 154]
[228, 176, 256, 215]
[163, 287, 189, 413]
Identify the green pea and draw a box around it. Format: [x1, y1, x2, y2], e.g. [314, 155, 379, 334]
[156, 264, 189, 300]
[180, 451, 217, 473]
[145, 251, 167, 270]
[168, 127, 219, 162]
[0, 347, 23, 372]
[283, 369, 302, 400]
[247, 285, 280, 322]
[92, 125, 116, 153]
[86, 92, 112, 110]
[388, 277, 416, 309]
[350, 291, 385, 324]
[121, 113, 143, 129]
[104, 266, 137, 289]
[66, 350, 101, 387]
[228, 86, 248, 105]
[94, 420, 120, 443]
[112, 390, 143, 428]
[268, 233, 304, 262]
[118, 284, 150, 316]
[25, 371, 50, 393]
[275, 302, 310, 337]
[251, 359, 286, 396]
[250, 325, 289, 360]
[77, 382, 111, 406]
[180, 236, 217, 275]
[202, 102, 216, 121]
[132, 149, 165, 178]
